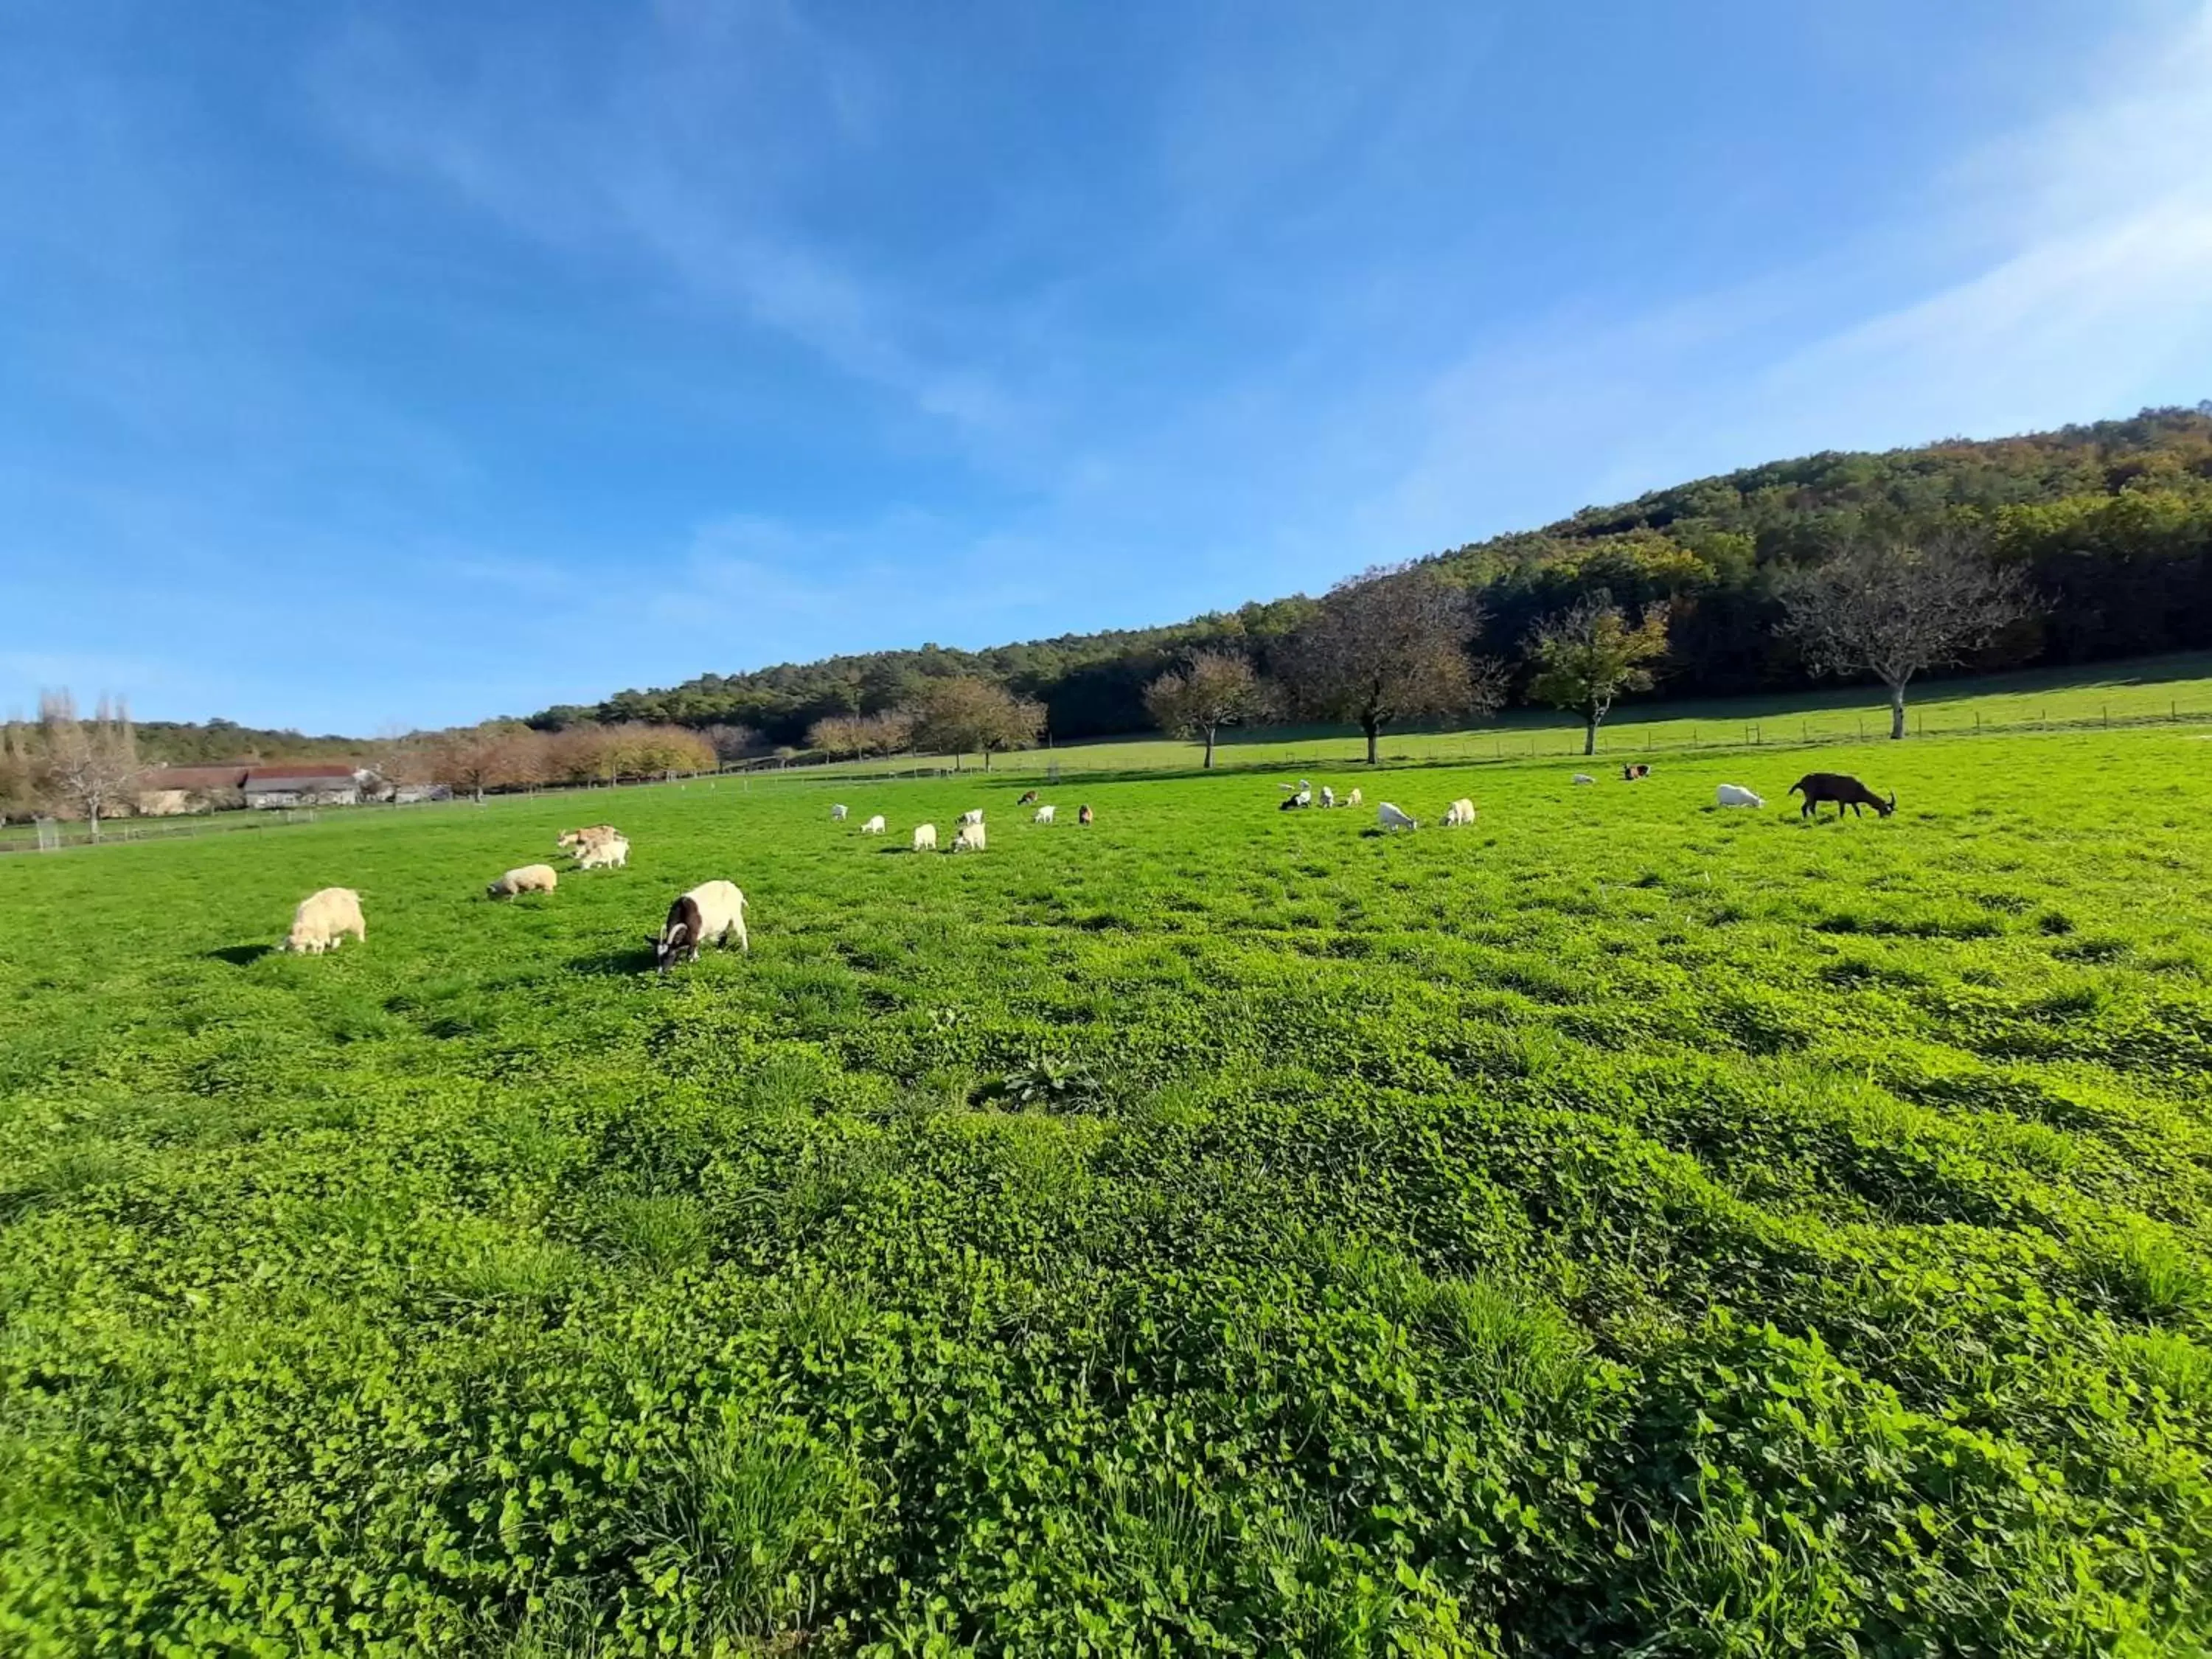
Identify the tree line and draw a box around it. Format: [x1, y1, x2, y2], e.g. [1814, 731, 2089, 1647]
[26, 403, 2210, 798]
[520, 404, 2212, 750]
[0, 703, 726, 823]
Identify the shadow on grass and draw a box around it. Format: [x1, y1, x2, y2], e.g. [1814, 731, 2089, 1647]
[570, 947, 655, 977]
[208, 944, 274, 967]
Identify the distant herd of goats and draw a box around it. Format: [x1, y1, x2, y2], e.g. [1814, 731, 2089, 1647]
[272, 769, 1895, 971]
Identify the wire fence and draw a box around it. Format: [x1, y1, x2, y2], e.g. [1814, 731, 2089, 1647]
[7, 697, 2209, 853]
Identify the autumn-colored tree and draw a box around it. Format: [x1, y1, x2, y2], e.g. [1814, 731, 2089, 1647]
[855, 709, 915, 757]
[38, 691, 139, 836]
[1777, 529, 2038, 739]
[1526, 591, 1671, 755]
[429, 722, 545, 801]
[545, 723, 713, 783]
[807, 714, 866, 759]
[904, 678, 1046, 771]
[1283, 566, 1502, 764]
[1143, 649, 1266, 768]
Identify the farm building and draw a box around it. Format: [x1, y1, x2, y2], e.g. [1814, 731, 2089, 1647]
[137, 762, 385, 813]
[241, 764, 371, 809]
[136, 765, 251, 815]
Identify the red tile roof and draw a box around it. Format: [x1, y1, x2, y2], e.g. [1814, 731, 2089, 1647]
[139, 765, 250, 790]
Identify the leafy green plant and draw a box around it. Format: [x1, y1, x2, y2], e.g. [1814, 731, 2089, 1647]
[1, 720, 2210, 1653]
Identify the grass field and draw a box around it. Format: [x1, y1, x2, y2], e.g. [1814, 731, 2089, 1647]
[801, 651, 2212, 779]
[4, 729, 2211, 1654]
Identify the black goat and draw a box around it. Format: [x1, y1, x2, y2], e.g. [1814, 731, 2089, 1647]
[1789, 773, 1895, 818]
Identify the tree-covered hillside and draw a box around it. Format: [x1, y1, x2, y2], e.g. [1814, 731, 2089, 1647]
[531, 405, 2212, 746]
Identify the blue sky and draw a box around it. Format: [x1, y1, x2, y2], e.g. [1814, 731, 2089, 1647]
[4, 1, 2211, 734]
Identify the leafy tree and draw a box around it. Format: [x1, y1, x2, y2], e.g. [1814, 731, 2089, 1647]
[1777, 530, 2039, 739]
[905, 677, 1046, 771]
[1143, 650, 1266, 768]
[38, 691, 138, 836]
[1526, 591, 1671, 755]
[1283, 566, 1502, 763]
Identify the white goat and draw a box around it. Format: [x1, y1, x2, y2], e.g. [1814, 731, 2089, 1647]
[830, 804, 848, 821]
[913, 824, 938, 852]
[1571, 773, 1595, 785]
[959, 809, 984, 827]
[1033, 804, 1056, 824]
[283, 887, 364, 954]
[1716, 785, 1764, 808]
[487, 863, 558, 898]
[1346, 788, 1363, 808]
[1377, 802, 1416, 831]
[953, 822, 987, 853]
[861, 814, 886, 834]
[1442, 798, 1475, 827]
[576, 835, 629, 871]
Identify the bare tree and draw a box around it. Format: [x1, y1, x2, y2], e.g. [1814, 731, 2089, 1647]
[1777, 531, 2038, 739]
[1283, 566, 1503, 764]
[1144, 650, 1266, 768]
[429, 722, 544, 801]
[700, 723, 760, 767]
[38, 692, 139, 837]
[1526, 591, 1671, 756]
[1, 717, 44, 822]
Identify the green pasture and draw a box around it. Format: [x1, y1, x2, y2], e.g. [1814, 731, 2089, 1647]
[804, 650, 2212, 778]
[3, 729, 2210, 1654]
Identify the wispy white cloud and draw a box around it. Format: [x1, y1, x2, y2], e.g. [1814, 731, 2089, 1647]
[311, 7, 1027, 448]
[1369, 1, 2212, 546]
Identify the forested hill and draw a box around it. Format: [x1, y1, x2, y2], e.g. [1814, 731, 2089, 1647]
[540, 403, 2212, 746]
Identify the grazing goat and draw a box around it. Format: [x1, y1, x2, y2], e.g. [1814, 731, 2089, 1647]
[1622, 764, 1650, 781]
[953, 822, 987, 853]
[557, 824, 620, 853]
[487, 863, 558, 898]
[576, 835, 629, 871]
[650, 880, 747, 971]
[913, 824, 938, 852]
[830, 804, 848, 821]
[1345, 788, 1361, 808]
[1377, 802, 1416, 831]
[1320, 785, 1335, 808]
[1017, 790, 1039, 806]
[1278, 778, 1312, 810]
[1715, 785, 1764, 809]
[1033, 804, 1056, 824]
[959, 809, 985, 827]
[1443, 798, 1475, 827]
[283, 888, 364, 954]
[1078, 804, 1093, 826]
[861, 814, 886, 834]
[1789, 773, 1894, 819]
[1572, 773, 1595, 785]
